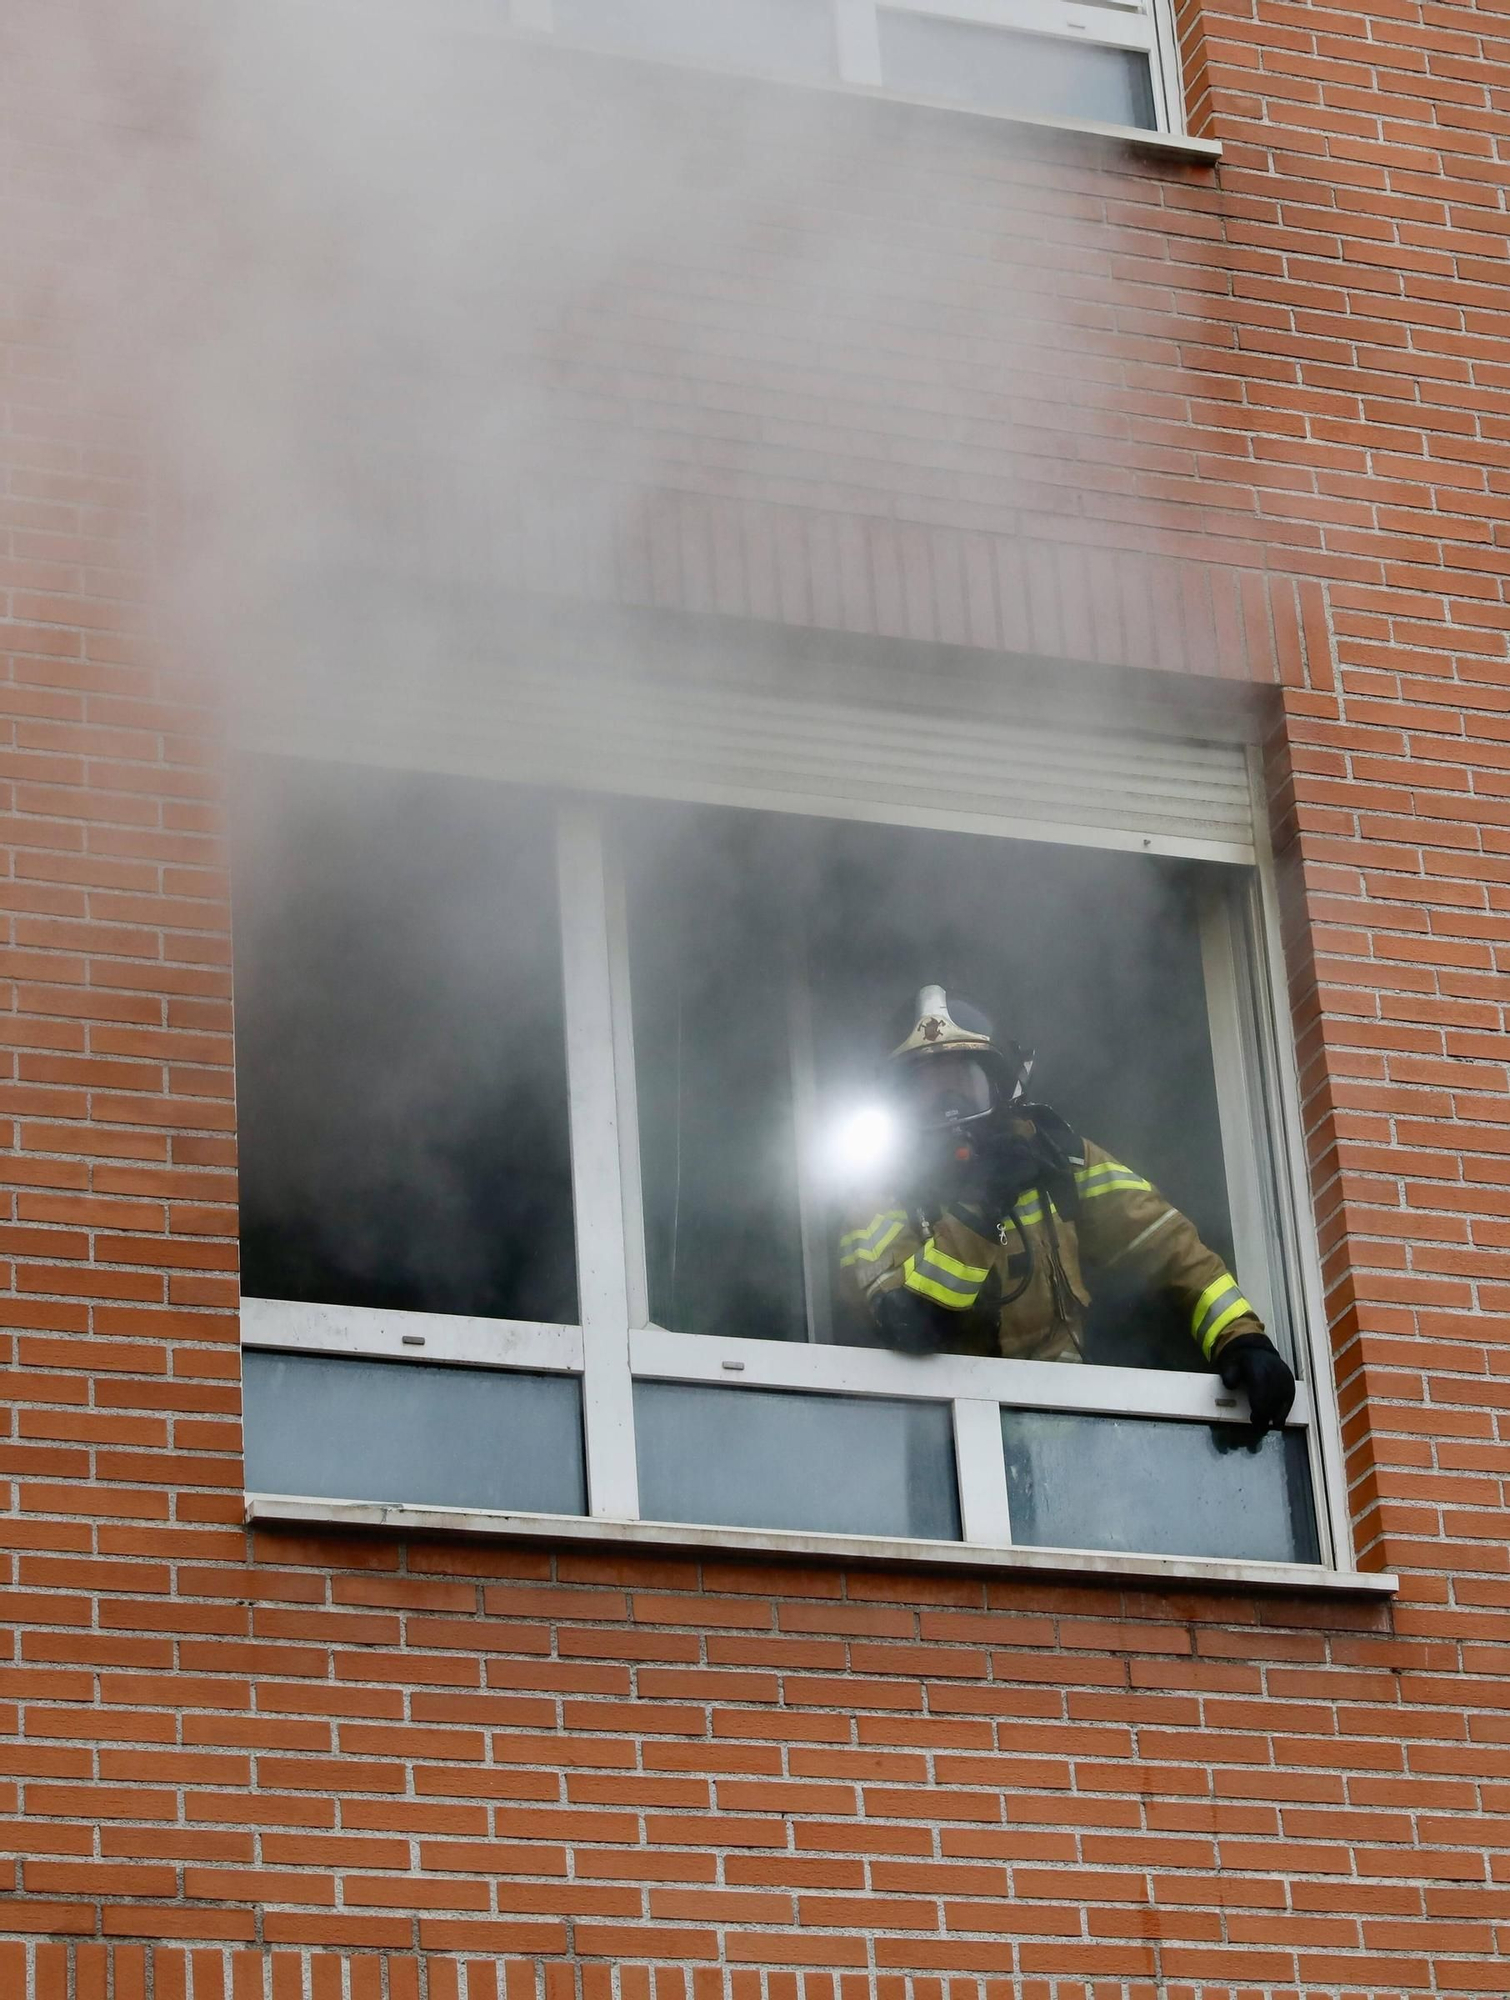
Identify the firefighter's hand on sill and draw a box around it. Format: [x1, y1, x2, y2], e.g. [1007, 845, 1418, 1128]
[873, 1286, 947, 1356]
[1217, 1331, 1297, 1436]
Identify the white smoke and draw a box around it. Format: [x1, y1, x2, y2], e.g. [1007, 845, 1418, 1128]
[4, 0, 1122, 711]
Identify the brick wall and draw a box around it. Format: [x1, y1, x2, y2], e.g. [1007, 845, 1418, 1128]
[3, 2, 1510, 1995]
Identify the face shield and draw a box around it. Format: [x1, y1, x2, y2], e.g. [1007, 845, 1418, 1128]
[893, 1051, 997, 1134]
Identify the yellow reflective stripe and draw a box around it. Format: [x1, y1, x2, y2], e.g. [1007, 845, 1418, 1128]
[1077, 1168, 1153, 1201]
[840, 1209, 905, 1250]
[903, 1261, 973, 1310]
[1013, 1192, 1068, 1228]
[1192, 1274, 1231, 1325]
[839, 1210, 906, 1268]
[902, 1241, 989, 1311]
[904, 1272, 965, 1309]
[1203, 1300, 1252, 1357]
[926, 1244, 990, 1284]
[841, 1219, 903, 1268]
[1076, 1159, 1150, 1186]
[1192, 1274, 1253, 1357]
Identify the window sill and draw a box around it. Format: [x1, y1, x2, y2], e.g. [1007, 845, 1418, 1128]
[247, 1494, 1397, 1599]
[848, 92, 1223, 164]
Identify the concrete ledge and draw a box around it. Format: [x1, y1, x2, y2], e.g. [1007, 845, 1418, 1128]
[859, 93, 1222, 163]
[248, 1494, 1398, 1599]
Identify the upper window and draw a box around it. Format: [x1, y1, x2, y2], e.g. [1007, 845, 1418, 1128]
[233, 675, 1352, 1584]
[507, 0, 1181, 136]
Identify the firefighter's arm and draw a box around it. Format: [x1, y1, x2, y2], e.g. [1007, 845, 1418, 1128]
[839, 1201, 997, 1352]
[1074, 1141, 1295, 1431]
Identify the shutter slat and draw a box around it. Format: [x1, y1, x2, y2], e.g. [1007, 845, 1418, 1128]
[250, 664, 1255, 863]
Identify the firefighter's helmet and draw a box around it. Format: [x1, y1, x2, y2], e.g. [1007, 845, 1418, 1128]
[885, 985, 1032, 1134]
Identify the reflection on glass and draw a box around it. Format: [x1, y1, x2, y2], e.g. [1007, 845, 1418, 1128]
[636, 1381, 960, 1539]
[554, 0, 837, 83]
[233, 757, 577, 1324]
[878, 11, 1157, 130]
[1001, 1407, 1319, 1563]
[244, 1352, 587, 1514]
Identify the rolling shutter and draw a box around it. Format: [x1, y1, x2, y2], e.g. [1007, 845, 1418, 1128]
[244, 656, 1257, 865]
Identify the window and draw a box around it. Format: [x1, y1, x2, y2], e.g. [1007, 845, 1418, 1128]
[506, 0, 1184, 137]
[236, 673, 1357, 1583]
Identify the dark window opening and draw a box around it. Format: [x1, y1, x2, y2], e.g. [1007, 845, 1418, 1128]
[232, 756, 578, 1324]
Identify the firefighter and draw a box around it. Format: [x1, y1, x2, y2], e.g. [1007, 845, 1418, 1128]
[838, 986, 1297, 1433]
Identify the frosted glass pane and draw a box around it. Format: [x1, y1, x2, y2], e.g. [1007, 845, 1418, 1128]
[636, 1381, 960, 1539]
[244, 1351, 586, 1515]
[879, 12, 1157, 130]
[555, 0, 837, 82]
[1002, 1408, 1319, 1563]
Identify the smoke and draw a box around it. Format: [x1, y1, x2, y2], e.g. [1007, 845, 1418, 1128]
[10, 1, 854, 678]
[6, 0, 1122, 703]
[4, 2, 1261, 1369]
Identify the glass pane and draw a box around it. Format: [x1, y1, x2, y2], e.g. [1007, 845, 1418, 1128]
[625, 806, 810, 1341]
[244, 1351, 587, 1514]
[636, 1381, 960, 1539]
[554, 0, 838, 83]
[1001, 1407, 1319, 1564]
[878, 11, 1157, 130]
[233, 757, 577, 1324]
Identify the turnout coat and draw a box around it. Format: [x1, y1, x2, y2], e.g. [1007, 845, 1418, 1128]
[839, 1120, 1263, 1365]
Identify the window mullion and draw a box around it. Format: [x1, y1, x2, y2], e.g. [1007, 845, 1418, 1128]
[952, 1397, 1013, 1545]
[786, 952, 835, 1345]
[603, 836, 652, 1330]
[1146, 0, 1185, 134]
[1199, 881, 1282, 1349]
[557, 802, 641, 1520]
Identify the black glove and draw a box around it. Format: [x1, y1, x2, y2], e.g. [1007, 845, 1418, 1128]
[873, 1285, 946, 1356]
[950, 1128, 1042, 1231]
[1217, 1332, 1296, 1436]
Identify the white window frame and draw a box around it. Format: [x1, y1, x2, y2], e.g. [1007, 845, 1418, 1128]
[504, 0, 1187, 140]
[239, 742, 1376, 1591]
